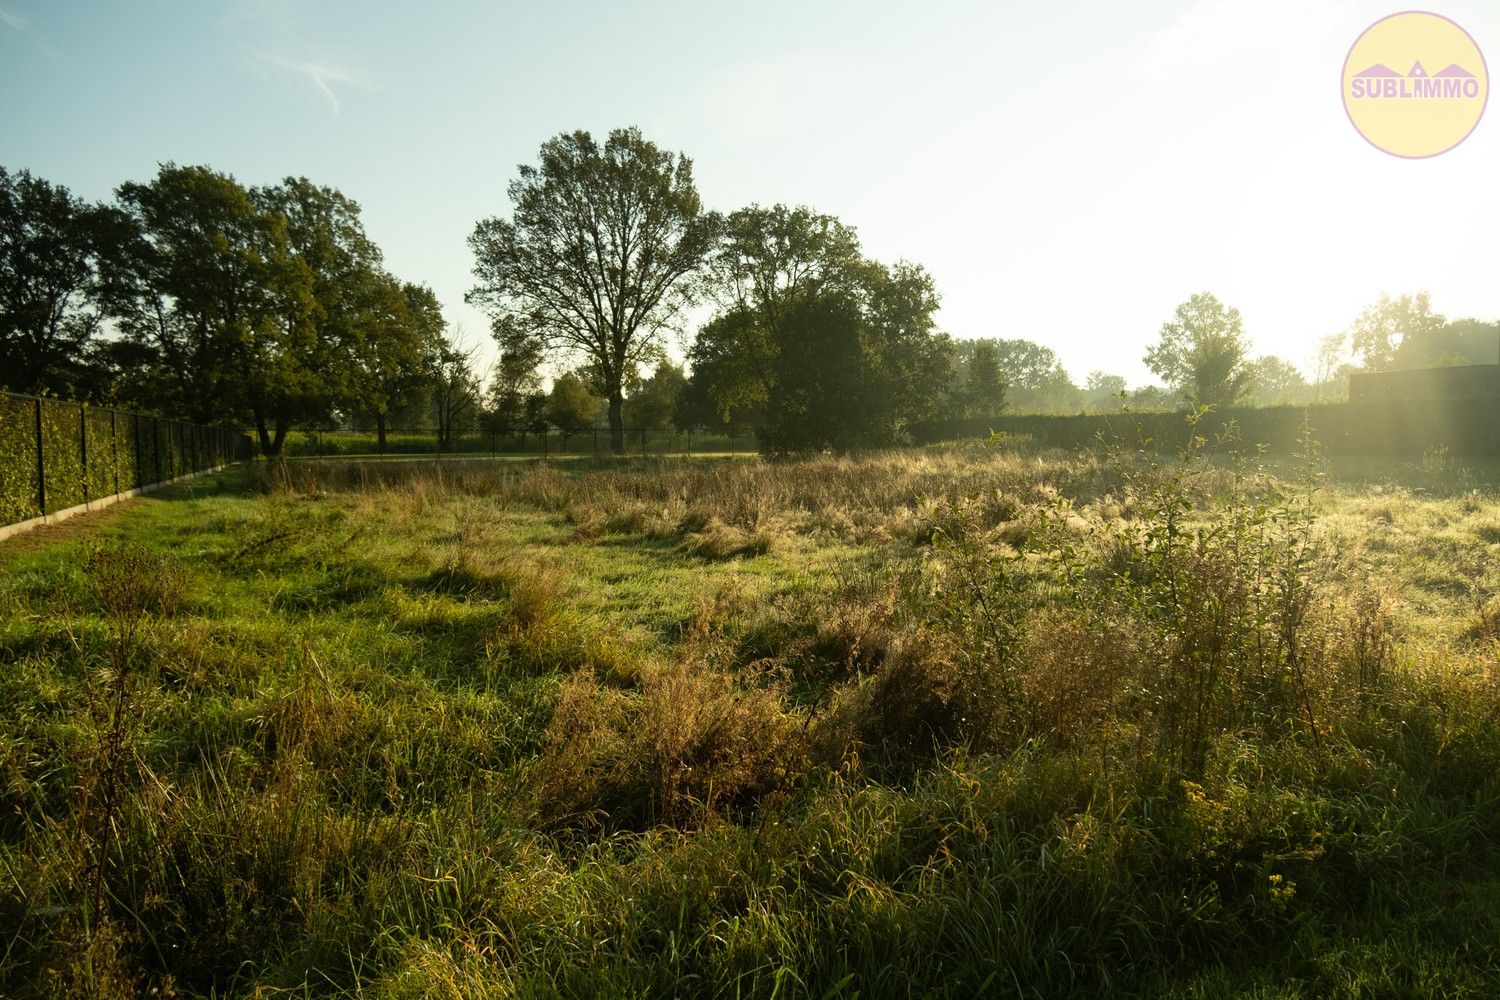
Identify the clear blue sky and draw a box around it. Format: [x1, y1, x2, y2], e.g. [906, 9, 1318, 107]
[4, 0, 1497, 384]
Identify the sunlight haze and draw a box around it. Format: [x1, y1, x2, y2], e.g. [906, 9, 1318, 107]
[3, 0, 1497, 384]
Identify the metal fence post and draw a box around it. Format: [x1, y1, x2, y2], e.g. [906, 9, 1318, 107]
[34, 397, 46, 517]
[79, 401, 89, 506]
[110, 410, 120, 496]
[153, 418, 162, 485]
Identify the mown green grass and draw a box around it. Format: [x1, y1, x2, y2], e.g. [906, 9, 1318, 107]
[2, 446, 1498, 998]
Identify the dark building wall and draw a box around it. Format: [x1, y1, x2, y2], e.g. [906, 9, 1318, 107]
[1349, 364, 1500, 403]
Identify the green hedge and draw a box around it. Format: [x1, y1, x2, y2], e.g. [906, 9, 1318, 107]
[912, 397, 1500, 457]
[282, 428, 760, 457]
[0, 394, 41, 525]
[1, 393, 253, 528]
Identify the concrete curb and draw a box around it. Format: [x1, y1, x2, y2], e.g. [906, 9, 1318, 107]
[0, 464, 235, 543]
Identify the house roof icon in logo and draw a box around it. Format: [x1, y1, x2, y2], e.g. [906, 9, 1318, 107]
[1433, 63, 1475, 78]
[1409, 61, 1428, 77]
[1353, 63, 1403, 78]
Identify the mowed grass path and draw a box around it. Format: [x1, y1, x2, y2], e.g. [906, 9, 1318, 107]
[2, 447, 1499, 998]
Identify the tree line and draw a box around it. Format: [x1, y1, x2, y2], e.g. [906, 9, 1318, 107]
[1, 163, 449, 454]
[1131, 290, 1498, 413]
[6, 135, 1498, 457]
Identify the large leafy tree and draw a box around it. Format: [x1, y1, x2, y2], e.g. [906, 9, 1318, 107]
[688, 205, 948, 453]
[467, 127, 718, 454]
[352, 276, 444, 450]
[0, 166, 126, 394]
[1144, 292, 1253, 410]
[113, 164, 298, 437]
[113, 165, 406, 454]
[760, 288, 872, 452]
[258, 177, 387, 436]
[694, 205, 864, 421]
[863, 261, 955, 428]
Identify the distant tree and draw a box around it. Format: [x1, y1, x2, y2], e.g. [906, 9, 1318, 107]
[980, 339, 1080, 413]
[964, 340, 1007, 416]
[1128, 384, 1179, 410]
[544, 371, 601, 446]
[1314, 332, 1348, 400]
[1144, 292, 1252, 410]
[626, 360, 687, 430]
[431, 335, 479, 448]
[352, 277, 444, 451]
[1394, 316, 1500, 369]
[1349, 292, 1445, 372]
[485, 316, 545, 439]
[468, 127, 719, 454]
[522, 391, 549, 444]
[0, 167, 123, 394]
[689, 205, 948, 453]
[1323, 363, 1358, 403]
[1084, 371, 1126, 412]
[1247, 355, 1308, 406]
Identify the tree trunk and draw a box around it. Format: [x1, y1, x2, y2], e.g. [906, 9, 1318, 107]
[270, 417, 290, 457]
[608, 390, 625, 454]
[376, 413, 388, 453]
[254, 406, 273, 457]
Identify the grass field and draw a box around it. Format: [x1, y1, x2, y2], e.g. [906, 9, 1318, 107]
[2, 441, 1499, 997]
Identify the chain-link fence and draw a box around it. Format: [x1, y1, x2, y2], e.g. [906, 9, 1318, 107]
[1, 391, 255, 530]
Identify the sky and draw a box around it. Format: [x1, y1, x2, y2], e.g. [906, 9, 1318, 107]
[3, 0, 1498, 386]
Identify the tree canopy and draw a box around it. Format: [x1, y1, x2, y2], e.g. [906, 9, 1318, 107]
[1349, 292, 1445, 372]
[11, 144, 1499, 465]
[1144, 292, 1252, 411]
[685, 205, 952, 454]
[2, 162, 450, 454]
[962, 340, 1007, 417]
[0, 166, 124, 396]
[468, 127, 718, 453]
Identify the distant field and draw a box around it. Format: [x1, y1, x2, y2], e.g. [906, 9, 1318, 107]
[2, 443, 1499, 997]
